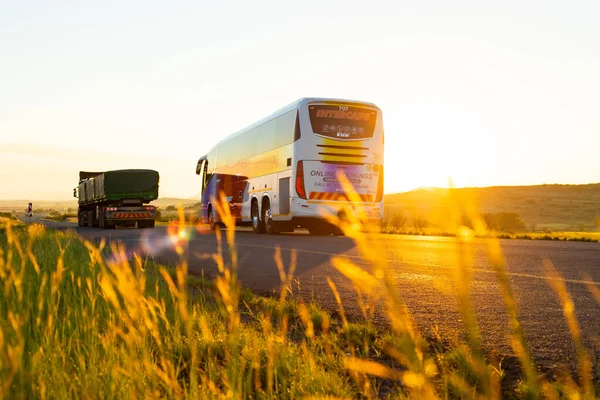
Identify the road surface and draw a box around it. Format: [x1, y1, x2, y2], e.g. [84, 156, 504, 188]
[40, 219, 600, 378]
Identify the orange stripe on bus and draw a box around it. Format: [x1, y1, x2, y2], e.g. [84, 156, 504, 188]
[308, 192, 374, 202]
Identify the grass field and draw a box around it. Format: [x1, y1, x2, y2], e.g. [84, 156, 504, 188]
[1, 190, 598, 398]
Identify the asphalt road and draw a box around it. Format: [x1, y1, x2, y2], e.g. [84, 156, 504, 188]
[41, 219, 600, 377]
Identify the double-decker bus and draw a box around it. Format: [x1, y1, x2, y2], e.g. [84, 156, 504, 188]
[195, 97, 384, 235]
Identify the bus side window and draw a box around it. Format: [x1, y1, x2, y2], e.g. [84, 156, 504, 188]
[232, 136, 245, 166]
[215, 143, 228, 169]
[275, 110, 296, 148]
[244, 128, 259, 159]
[257, 119, 277, 154]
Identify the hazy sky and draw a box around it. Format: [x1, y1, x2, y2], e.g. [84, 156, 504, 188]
[1, 0, 599, 200]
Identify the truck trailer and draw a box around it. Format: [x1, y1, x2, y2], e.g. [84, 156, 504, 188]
[74, 169, 159, 229]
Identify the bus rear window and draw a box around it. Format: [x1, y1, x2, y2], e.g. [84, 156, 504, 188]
[308, 105, 377, 140]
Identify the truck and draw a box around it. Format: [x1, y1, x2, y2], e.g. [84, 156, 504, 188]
[73, 169, 159, 229]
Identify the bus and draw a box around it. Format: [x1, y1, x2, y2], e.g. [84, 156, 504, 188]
[195, 97, 384, 235]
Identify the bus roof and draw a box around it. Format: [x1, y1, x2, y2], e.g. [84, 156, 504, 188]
[205, 97, 380, 154]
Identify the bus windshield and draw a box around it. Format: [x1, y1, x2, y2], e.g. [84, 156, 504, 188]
[308, 104, 377, 139]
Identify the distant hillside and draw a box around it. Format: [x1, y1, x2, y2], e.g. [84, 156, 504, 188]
[384, 183, 600, 231]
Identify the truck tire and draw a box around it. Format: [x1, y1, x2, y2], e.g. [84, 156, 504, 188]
[100, 209, 114, 229]
[92, 207, 100, 228]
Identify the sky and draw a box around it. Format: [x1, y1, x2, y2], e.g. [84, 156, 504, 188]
[1, 0, 599, 200]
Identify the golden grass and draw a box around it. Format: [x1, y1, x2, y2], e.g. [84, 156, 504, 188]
[524, 232, 600, 241]
[0, 180, 598, 398]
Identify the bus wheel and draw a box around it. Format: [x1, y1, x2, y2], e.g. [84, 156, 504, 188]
[262, 199, 277, 235]
[251, 200, 265, 234]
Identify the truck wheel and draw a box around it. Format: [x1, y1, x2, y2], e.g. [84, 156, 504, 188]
[92, 208, 100, 228]
[100, 210, 114, 229]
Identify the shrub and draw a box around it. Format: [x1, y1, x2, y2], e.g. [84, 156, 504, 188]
[381, 209, 408, 231]
[0, 212, 17, 221]
[411, 212, 429, 231]
[482, 212, 526, 232]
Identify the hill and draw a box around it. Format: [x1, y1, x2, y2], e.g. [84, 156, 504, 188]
[384, 183, 600, 231]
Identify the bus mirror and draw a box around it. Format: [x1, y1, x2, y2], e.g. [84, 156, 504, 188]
[73, 188, 78, 198]
[197, 159, 208, 193]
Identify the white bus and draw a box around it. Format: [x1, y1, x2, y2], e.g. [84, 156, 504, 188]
[195, 98, 384, 235]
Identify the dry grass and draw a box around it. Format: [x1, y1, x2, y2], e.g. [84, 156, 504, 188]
[380, 208, 600, 242]
[0, 180, 599, 398]
[520, 231, 600, 242]
[44, 211, 78, 222]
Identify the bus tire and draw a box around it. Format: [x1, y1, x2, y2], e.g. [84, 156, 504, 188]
[262, 198, 277, 235]
[251, 199, 265, 234]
